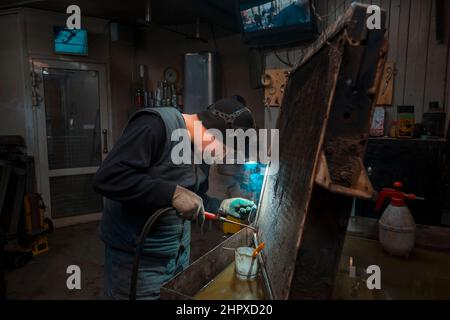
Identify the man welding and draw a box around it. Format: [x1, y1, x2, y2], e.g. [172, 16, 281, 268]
[93, 97, 257, 300]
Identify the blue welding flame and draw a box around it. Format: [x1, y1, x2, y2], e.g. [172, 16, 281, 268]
[240, 162, 267, 204]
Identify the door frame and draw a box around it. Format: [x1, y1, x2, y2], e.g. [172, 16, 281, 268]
[31, 59, 111, 227]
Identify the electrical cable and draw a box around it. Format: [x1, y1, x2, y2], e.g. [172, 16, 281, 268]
[0, 0, 45, 9]
[129, 207, 174, 300]
[266, 0, 350, 69]
[286, 50, 292, 67]
[273, 50, 293, 68]
[312, 0, 350, 22]
[305, 0, 348, 68]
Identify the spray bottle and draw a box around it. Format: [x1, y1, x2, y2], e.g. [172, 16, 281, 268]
[376, 182, 424, 257]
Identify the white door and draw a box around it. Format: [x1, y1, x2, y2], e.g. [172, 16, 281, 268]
[32, 59, 110, 227]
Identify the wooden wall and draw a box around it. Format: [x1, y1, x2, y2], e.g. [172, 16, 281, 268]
[266, 0, 450, 133]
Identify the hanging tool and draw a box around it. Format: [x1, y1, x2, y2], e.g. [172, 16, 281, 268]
[375, 182, 424, 257]
[204, 212, 257, 232]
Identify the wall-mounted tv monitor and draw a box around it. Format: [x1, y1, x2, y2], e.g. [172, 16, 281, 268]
[238, 0, 318, 48]
[54, 27, 88, 56]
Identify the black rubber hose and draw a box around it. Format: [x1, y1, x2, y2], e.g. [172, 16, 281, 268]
[129, 207, 174, 300]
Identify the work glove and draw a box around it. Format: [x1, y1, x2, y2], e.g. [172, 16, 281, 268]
[219, 198, 257, 220]
[172, 185, 205, 222]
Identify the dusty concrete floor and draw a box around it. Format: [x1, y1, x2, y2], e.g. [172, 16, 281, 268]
[5, 221, 226, 300]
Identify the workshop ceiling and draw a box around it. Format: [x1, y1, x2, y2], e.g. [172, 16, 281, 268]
[0, 0, 240, 33]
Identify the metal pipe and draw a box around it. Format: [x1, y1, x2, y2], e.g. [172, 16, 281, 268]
[253, 232, 274, 300]
[138, 22, 209, 43]
[145, 0, 151, 24]
[254, 163, 270, 226]
[195, 16, 201, 39]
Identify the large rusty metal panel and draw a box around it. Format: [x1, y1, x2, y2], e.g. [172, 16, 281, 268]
[256, 45, 343, 299]
[255, 3, 387, 299]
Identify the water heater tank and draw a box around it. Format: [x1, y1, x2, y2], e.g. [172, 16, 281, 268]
[183, 52, 220, 114]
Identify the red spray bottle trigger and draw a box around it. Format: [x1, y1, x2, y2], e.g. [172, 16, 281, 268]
[375, 182, 423, 212]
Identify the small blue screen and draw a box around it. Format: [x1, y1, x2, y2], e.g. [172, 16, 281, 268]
[54, 27, 88, 55]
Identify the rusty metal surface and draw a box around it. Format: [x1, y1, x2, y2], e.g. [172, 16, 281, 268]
[256, 43, 344, 301]
[255, 3, 387, 299]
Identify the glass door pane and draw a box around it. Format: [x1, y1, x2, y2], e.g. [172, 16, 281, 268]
[42, 67, 104, 218]
[43, 68, 102, 170]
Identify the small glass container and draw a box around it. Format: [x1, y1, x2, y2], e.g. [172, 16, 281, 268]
[235, 247, 259, 280]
